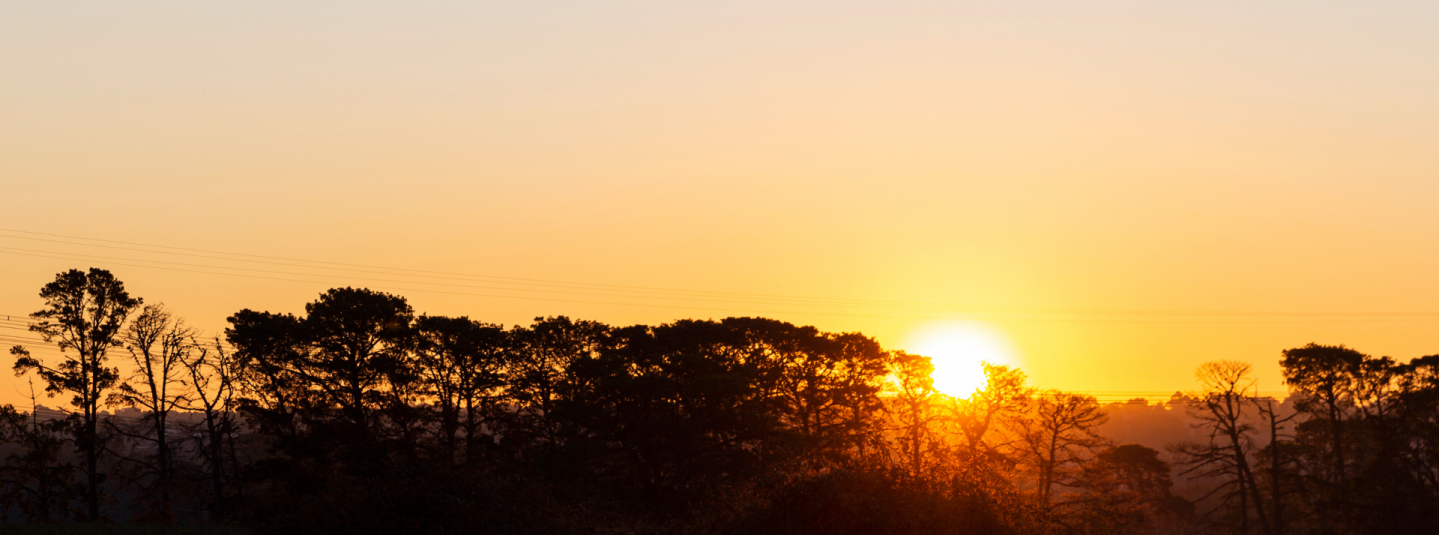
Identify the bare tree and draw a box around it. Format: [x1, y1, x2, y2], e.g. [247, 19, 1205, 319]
[1013, 390, 1108, 503]
[180, 338, 242, 521]
[1255, 397, 1295, 535]
[109, 304, 195, 521]
[1173, 361, 1272, 535]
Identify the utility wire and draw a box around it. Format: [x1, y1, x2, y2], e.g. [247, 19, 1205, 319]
[8, 229, 1103, 310]
[5, 228, 1437, 320]
[5, 248, 1437, 325]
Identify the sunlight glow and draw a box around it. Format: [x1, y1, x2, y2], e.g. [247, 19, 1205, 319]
[905, 322, 1018, 398]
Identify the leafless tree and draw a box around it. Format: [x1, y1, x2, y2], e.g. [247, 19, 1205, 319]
[1255, 397, 1295, 535]
[1013, 390, 1108, 503]
[1173, 360, 1273, 535]
[109, 304, 195, 521]
[180, 337, 242, 520]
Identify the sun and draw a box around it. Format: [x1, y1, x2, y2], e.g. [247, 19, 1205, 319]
[904, 322, 1018, 398]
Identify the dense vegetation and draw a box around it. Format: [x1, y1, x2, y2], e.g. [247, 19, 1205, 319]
[3, 269, 1438, 534]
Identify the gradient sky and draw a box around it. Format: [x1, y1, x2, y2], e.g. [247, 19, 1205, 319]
[4, 1, 1439, 406]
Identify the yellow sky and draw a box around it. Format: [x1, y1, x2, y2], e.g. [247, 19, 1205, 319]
[4, 1, 1439, 406]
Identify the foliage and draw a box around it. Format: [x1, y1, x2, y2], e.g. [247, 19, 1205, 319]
[11, 268, 141, 522]
[10, 274, 1439, 534]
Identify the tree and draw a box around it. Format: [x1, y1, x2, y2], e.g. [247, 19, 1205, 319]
[1090, 444, 1181, 505]
[1174, 360, 1272, 535]
[303, 287, 415, 452]
[1278, 346, 1439, 534]
[0, 381, 77, 523]
[685, 318, 890, 469]
[1387, 355, 1439, 533]
[888, 351, 940, 480]
[224, 308, 307, 448]
[1076, 444, 1191, 534]
[947, 363, 1031, 460]
[11, 268, 141, 521]
[559, 319, 792, 506]
[1392, 356, 1439, 498]
[1280, 344, 1363, 497]
[180, 338, 242, 520]
[770, 328, 889, 467]
[1253, 397, 1296, 535]
[109, 304, 195, 521]
[1014, 390, 1108, 502]
[413, 315, 507, 465]
[227, 287, 415, 470]
[504, 316, 610, 449]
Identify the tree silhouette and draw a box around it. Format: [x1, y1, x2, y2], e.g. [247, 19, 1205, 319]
[109, 303, 195, 522]
[561, 319, 794, 508]
[179, 338, 242, 520]
[228, 287, 414, 471]
[11, 268, 141, 521]
[1174, 360, 1272, 535]
[768, 326, 889, 468]
[413, 314, 507, 466]
[888, 351, 939, 480]
[1281, 344, 1363, 504]
[1276, 345, 1439, 533]
[24, 278, 1439, 534]
[0, 380, 77, 523]
[504, 316, 611, 451]
[950, 363, 1031, 459]
[1073, 444, 1190, 534]
[1013, 390, 1107, 503]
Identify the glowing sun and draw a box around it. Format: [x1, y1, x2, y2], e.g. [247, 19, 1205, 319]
[905, 322, 1018, 398]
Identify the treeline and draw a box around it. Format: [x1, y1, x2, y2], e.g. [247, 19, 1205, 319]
[2, 268, 1437, 534]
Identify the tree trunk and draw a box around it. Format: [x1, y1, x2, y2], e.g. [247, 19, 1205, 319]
[85, 408, 100, 521]
[204, 412, 226, 520]
[1042, 431, 1059, 502]
[156, 411, 171, 519]
[1268, 404, 1284, 535]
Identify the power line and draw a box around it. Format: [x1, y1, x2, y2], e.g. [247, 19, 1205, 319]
[0, 239, 940, 310]
[8, 229, 1092, 311]
[0, 244, 1024, 312]
[6, 247, 1438, 325]
[5, 228, 1438, 321]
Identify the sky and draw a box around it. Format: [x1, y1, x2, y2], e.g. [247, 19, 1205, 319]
[3, 1, 1439, 406]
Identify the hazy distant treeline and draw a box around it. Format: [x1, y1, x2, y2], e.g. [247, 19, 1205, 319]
[3, 268, 1437, 534]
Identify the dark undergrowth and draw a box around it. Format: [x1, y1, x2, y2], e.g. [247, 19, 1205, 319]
[0, 525, 250, 535]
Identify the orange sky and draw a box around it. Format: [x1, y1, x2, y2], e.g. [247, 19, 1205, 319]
[4, 1, 1439, 407]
